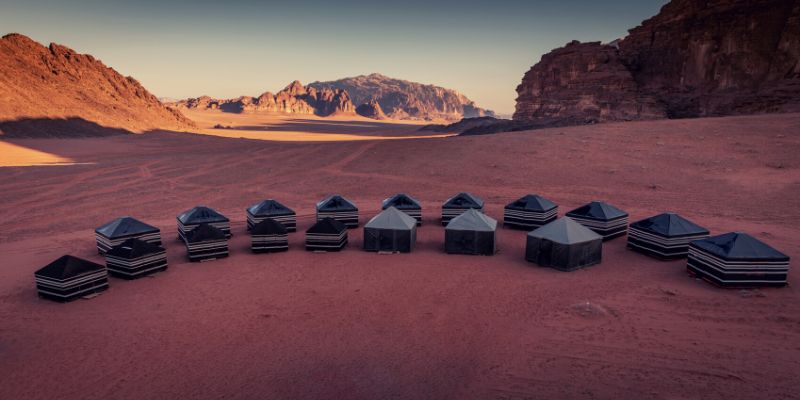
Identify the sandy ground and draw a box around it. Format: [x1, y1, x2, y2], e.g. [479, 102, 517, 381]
[0, 113, 799, 399]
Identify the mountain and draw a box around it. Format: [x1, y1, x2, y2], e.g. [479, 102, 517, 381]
[171, 81, 355, 117]
[513, 0, 800, 124]
[0, 33, 193, 137]
[309, 73, 494, 121]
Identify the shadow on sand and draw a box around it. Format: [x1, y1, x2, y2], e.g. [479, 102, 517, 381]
[0, 117, 134, 138]
[232, 118, 421, 136]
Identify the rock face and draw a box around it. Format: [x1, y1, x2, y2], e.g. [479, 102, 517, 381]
[355, 99, 387, 119]
[514, 0, 800, 123]
[309, 73, 494, 121]
[0, 33, 194, 136]
[173, 81, 355, 117]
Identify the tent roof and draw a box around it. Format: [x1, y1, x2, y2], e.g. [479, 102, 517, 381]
[106, 238, 164, 258]
[247, 199, 294, 217]
[177, 206, 229, 224]
[528, 217, 602, 244]
[446, 209, 497, 231]
[630, 212, 708, 237]
[443, 192, 484, 209]
[691, 232, 789, 261]
[505, 194, 557, 212]
[365, 206, 417, 230]
[185, 223, 226, 243]
[317, 195, 358, 212]
[251, 218, 288, 235]
[382, 193, 421, 210]
[566, 201, 628, 220]
[307, 217, 346, 234]
[95, 216, 159, 238]
[35, 255, 105, 279]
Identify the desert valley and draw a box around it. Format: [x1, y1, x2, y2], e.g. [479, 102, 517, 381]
[1, 0, 800, 399]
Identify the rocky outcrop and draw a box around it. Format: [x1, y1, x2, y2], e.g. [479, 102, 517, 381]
[514, 0, 800, 123]
[309, 73, 494, 121]
[0, 33, 194, 136]
[355, 99, 387, 119]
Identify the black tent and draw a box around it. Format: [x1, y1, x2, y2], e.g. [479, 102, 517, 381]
[565, 201, 629, 240]
[688, 232, 790, 287]
[363, 206, 417, 253]
[251, 218, 289, 253]
[441, 192, 484, 225]
[306, 217, 348, 251]
[526, 217, 603, 271]
[246, 199, 296, 232]
[177, 206, 231, 242]
[105, 238, 168, 279]
[316, 195, 359, 228]
[503, 194, 558, 230]
[95, 216, 161, 254]
[34, 255, 109, 302]
[444, 209, 497, 255]
[382, 193, 422, 225]
[184, 223, 229, 262]
[627, 212, 709, 259]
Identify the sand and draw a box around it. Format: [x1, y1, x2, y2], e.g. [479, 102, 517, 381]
[1, 113, 799, 399]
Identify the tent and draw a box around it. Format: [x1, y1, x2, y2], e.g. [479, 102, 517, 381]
[95, 216, 161, 254]
[34, 255, 109, 302]
[382, 193, 422, 225]
[526, 217, 603, 271]
[246, 199, 296, 232]
[363, 206, 417, 253]
[503, 194, 558, 230]
[688, 232, 790, 287]
[316, 195, 359, 228]
[105, 238, 168, 279]
[251, 218, 289, 253]
[565, 201, 629, 240]
[441, 192, 484, 226]
[444, 209, 497, 255]
[184, 223, 229, 262]
[177, 206, 231, 242]
[306, 217, 348, 251]
[627, 212, 709, 259]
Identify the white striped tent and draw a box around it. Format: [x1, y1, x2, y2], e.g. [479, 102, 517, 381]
[246, 199, 296, 232]
[34, 255, 109, 302]
[306, 217, 348, 251]
[95, 216, 161, 254]
[177, 206, 231, 241]
[382, 193, 423, 225]
[503, 194, 558, 230]
[565, 201, 629, 240]
[184, 223, 229, 262]
[251, 218, 289, 253]
[627, 213, 709, 259]
[316, 195, 359, 228]
[441, 192, 484, 226]
[688, 232, 790, 288]
[105, 238, 168, 279]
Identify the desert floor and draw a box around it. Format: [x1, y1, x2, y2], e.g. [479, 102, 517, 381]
[1, 113, 799, 399]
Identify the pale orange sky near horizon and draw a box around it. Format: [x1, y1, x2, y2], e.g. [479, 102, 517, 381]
[0, 0, 668, 115]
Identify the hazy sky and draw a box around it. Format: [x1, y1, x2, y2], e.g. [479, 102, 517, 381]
[1, 0, 668, 114]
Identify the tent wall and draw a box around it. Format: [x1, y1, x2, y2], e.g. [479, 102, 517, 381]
[363, 227, 415, 253]
[445, 230, 495, 255]
[526, 237, 602, 271]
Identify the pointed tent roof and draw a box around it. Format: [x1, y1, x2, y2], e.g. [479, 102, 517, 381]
[382, 193, 421, 210]
[177, 206, 229, 224]
[445, 209, 497, 231]
[317, 195, 358, 212]
[185, 223, 226, 243]
[106, 238, 164, 259]
[528, 217, 602, 244]
[35, 255, 105, 279]
[443, 192, 484, 209]
[630, 212, 708, 237]
[307, 217, 347, 234]
[251, 218, 288, 235]
[691, 232, 789, 262]
[95, 216, 159, 238]
[505, 194, 557, 212]
[566, 201, 628, 220]
[247, 199, 294, 217]
[365, 206, 417, 230]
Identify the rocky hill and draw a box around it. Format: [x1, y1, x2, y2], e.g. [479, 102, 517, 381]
[0, 33, 194, 137]
[309, 73, 494, 121]
[514, 0, 800, 124]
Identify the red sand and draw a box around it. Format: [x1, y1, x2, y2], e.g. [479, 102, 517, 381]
[1, 113, 799, 399]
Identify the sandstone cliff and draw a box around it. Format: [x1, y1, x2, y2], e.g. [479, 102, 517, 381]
[355, 99, 388, 119]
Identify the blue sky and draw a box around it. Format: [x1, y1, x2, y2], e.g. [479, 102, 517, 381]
[0, 0, 668, 114]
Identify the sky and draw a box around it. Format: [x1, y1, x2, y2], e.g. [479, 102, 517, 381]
[0, 0, 668, 115]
